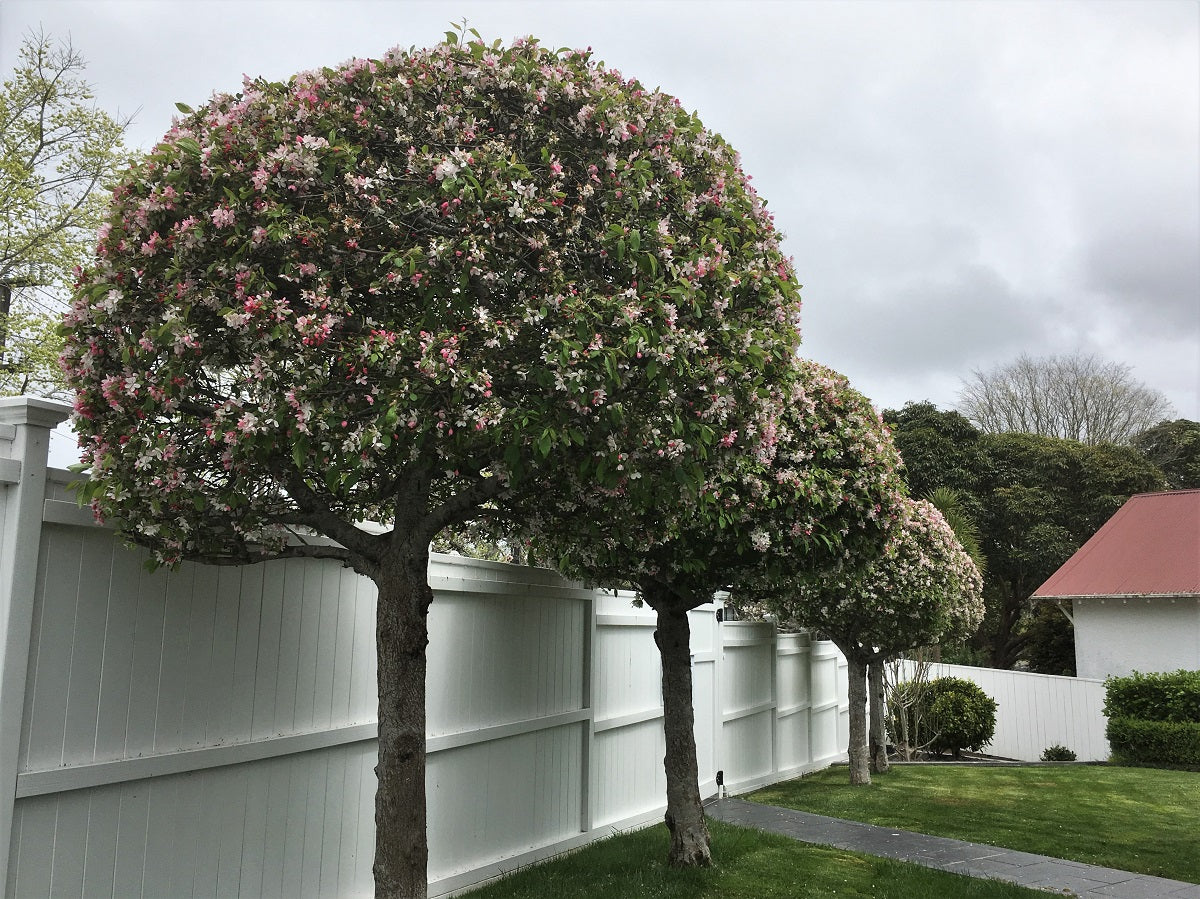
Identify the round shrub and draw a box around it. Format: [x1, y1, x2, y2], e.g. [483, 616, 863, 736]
[911, 677, 997, 757]
[1041, 744, 1077, 762]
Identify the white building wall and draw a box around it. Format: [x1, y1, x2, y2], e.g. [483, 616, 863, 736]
[1073, 597, 1200, 680]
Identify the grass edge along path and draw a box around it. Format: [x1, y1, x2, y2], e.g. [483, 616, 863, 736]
[463, 818, 1051, 898]
[748, 764, 1200, 885]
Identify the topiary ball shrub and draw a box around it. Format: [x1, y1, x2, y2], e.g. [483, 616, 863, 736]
[918, 677, 997, 758]
[1041, 743, 1077, 762]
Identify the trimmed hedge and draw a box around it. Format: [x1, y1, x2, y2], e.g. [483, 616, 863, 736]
[1107, 717, 1200, 768]
[1103, 670, 1200, 723]
[1104, 670, 1200, 768]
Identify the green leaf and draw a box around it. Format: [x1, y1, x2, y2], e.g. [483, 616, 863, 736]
[175, 137, 202, 157]
[628, 230, 641, 252]
[175, 102, 194, 114]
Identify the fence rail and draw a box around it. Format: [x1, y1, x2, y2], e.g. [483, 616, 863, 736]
[0, 398, 848, 899]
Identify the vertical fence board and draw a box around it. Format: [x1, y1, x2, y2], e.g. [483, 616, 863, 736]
[23, 526, 84, 771]
[142, 775, 180, 899]
[125, 566, 169, 760]
[156, 564, 197, 753]
[252, 562, 286, 742]
[82, 789, 121, 897]
[61, 530, 113, 768]
[111, 786, 150, 899]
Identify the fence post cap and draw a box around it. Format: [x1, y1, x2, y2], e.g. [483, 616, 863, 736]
[0, 397, 72, 430]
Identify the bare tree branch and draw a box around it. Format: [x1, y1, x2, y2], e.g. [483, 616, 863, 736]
[958, 352, 1174, 445]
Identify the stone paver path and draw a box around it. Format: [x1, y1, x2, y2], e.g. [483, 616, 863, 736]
[706, 797, 1200, 898]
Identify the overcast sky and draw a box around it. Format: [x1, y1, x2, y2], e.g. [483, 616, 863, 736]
[4, 0, 1197, 467]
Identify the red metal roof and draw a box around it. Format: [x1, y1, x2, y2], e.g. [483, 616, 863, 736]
[1033, 489, 1200, 599]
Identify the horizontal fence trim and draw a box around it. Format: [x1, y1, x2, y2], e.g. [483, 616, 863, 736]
[592, 707, 662, 734]
[691, 651, 716, 664]
[721, 635, 775, 648]
[811, 698, 840, 714]
[721, 700, 775, 723]
[42, 498, 99, 527]
[776, 702, 812, 719]
[426, 709, 590, 754]
[15, 722, 378, 799]
[0, 457, 20, 484]
[428, 574, 596, 601]
[18, 707, 595, 800]
[596, 614, 656, 628]
[776, 645, 811, 657]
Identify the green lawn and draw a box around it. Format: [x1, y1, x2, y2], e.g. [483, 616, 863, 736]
[464, 819, 1049, 898]
[749, 764, 1200, 883]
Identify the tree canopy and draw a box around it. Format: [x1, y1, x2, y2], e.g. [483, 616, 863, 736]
[1133, 419, 1200, 490]
[61, 30, 809, 897]
[529, 358, 904, 600]
[740, 496, 983, 784]
[884, 404, 1166, 671]
[63, 34, 802, 569]
[1, 30, 133, 396]
[957, 352, 1174, 446]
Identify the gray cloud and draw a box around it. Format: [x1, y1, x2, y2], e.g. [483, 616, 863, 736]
[3, 0, 1196, 427]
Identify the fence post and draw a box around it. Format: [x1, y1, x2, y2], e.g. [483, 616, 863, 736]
[0, 398, 71, 891]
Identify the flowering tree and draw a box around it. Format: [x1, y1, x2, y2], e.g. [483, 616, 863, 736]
[526, 358, 905, 865]
[61, 31, 804, 898]
[759, 497, 984, 785]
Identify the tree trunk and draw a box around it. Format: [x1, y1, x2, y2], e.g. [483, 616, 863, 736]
[373, 541, 433, 898]
[868, 659, 890, 775]
[843, 650, 871, 786]
[647, 588, 712, 867]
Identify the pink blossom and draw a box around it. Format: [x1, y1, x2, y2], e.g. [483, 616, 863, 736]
[210, 207, 236, 228]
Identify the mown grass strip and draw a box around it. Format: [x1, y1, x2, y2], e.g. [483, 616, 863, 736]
[749, 764, 1200, 883]
[465, 818, 1050, 898]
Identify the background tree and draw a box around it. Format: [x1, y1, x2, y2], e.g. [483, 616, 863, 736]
[62, 32, 806, 898]
[1133, 419, 1200, 490]
[958, 352, 1174, 446]
[883, 402, 989, 520]
[884, 404, 1164, 671]
[926, 486, 986, 577]
[749, 497, 983, 785]
[1, 30, 133, 395]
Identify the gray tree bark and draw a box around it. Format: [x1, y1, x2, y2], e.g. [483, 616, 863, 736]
[842, 649, 871, 785]
[647, 587, 712, 867]
[372, 538, 433, 898]
[868, 659, 890, 775]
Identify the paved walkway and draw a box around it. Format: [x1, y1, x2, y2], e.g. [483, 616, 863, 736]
[705, 797, 1200, 898]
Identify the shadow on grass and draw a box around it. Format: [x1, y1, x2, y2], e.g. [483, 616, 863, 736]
[464, 819, 1049, 898]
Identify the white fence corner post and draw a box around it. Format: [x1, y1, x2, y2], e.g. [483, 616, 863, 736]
[0, 398, 72, 893]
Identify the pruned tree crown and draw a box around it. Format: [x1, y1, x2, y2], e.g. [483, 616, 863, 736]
[62, 31, 802, 569]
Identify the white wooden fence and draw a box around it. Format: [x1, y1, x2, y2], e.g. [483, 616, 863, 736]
[0, 398, 849, 899]
[896, 661, 1109, 762]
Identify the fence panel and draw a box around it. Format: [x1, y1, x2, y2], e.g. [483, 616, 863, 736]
[0, 399, 851, 898]
[896, 661, 1109, 761]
